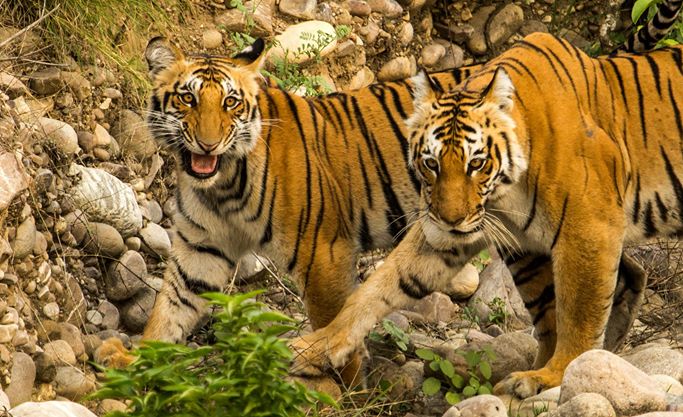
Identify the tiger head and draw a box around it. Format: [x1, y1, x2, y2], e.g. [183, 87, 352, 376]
[144, 37, 266, 180]
[407, 67, 527, 249]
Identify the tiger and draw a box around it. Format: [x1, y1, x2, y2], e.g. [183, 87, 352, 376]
[100, 32, 643, 384]
[289, 30, 683, 398]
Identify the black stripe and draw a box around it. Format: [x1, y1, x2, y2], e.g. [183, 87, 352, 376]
[668, 79, 683, 150]
[643, 201, 657, 237]
[168, 277, 198, 312]
[512, 255, 551, 286]
[624, 57, 649, 147]
[357, 145, 374, 208]
[303, 175, 327, 291]
[259, 180, 276, 245]
[633, 173, 641, 224]
[643, 54, 662, 97]
[176, 191, 205, 231]
[287, 209, 306, 272]
[655, 192, 669, 222]
[175, 261, 221, 294]
[176, 230, 236, 268]
[661, 146, 683, 218]
[399, 274, 430, 299]
[550, 195, 569, 250]
[283, 92, 313, 235]
[359, 210, 372, 251]
[526, 283, 555, 310]
[523, 176, 539, 231]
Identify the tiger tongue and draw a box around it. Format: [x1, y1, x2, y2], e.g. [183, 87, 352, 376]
[190, 153, 218, 174]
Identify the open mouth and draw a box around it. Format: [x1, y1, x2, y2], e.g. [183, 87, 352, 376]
[181, 149, 222, 179]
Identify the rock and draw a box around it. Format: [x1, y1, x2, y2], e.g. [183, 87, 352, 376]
[214, 0, 273, 37]
[467, 5, 496, 55]
[279, 0, 317, 19]
[68, 163, 143, 237]
[622, 344, 683, 382]
[377, 56, 413, 81]
[63, 275, 87, 327]
[143, 200, 164, 224]
[60, 71, 91, 101]
[348, 66, 375, 90]
[0, 72, 29, 98]
[97, 300, 120, 330]
[83, 334, 103, 359]
[409, 292, 457, 324]
[0, 388, 9, 410]
[550, 393, 616, 417]
[33, 352, 56, 383]
[76, 131, 96, 152]
[359, 21, 380, 45]
[125, 236, 142, 251]
[444, 394, 507, 417]
[37, 117, 79, 154]
[519, 20, 549, 36]
[53, 367, 96, 400]
[81, 222, 126, 257]
[96, 399, 127, 415]
[103, 88, 123, 99]
[487, 4, 524, 47]
[435, 22, 475, 44]
[202, 29, 223, 49]
[120, 287, 156, 332]
[11, 217, 36, 259]
[56, 323, 85, 359]
[6, 352, 36, 406]
[139, 222, 171, 258]
[446, 263, 479, 299]
[367, 0, 403, 18]
[93, 123, 112, 147]
[468, 258, 531, 330]
[502, 386, 561, 417]
[421, 43, 446, 68]
[43, 340, 77, 366]
[368, 357, 420, 401]
[429, 40, 465, 72]
[398, 22, 414, 45]
[86, 310, 103, 326]
[651, 375, 683, 396]
[0, 324, 18, 343]
[385, 311, 410, 331]
[0, 152, 29, 211]
[109, 110, 157, 160]
[348, 0, 371, 16]
[28, 68, 62, 95]
[105, 250, 147, 301]
[560, 350, 670, 415]
[268, 21, 337, 65]
[43, 302, 60, 320]
[10, 401, 98, 417]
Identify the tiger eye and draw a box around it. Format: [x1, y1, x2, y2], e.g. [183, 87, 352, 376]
[224, 97, 238, 108]
[469, 158, 485, 170]
[179, 93, 195, 106]
[423, 157, 439, 172]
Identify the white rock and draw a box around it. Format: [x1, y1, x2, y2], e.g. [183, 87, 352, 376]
[551, 392, 616, 417]
[43, 303, 60, 320]
[348, 66, 375, 90]
[0, 324, 18, 343]
[43, 340, 77, 366]
[279, 0, 317, 19]
[622, 344, 683, 383]
[377, 56, 413, 81]
[37, 117, 79, 154]
[0, 152, 30, 210]
[139, 222, 172, 258]
[93, 123, 112, 147]
[447, 263, 479, 298]
[10, 401, 97, 417]
[68, 164, 143, 237]
[560, 350, 670, 415]
[268, 21, 337, 65]
[11, 216, 36, 259]
[444, 394, 507, 417]
[650, 374, 683, 396]
[202, 29, 223, 49]
[0, 72, 28, 98]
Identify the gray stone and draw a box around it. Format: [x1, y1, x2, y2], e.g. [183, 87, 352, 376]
[445, 394, 507, 417]
[120, 287, 156, 333]
[5, 352, 36, 406]
[68, 163, 143, 237]
[421, 43, 446, 68]
[408, 292, 457, 324]
[279, 0, 317, 19]
[60, 71, 92, 101]
[0, 72, 29, 98]
[43, 340, 77, 366]
[348, 0, 371, 16]
[9, 401, 98, 417]
[0, 324, 18, 343]
[28, 67, 62, 95]
[622, 344, 683, 382]
[398, 22, 414, 45]
[81, 222, 126, 257]
[501, 386, 561, 417]
[650, 375, 683, 396]
[560, 350, 669, 415]
[367, 0, 403, 18]
[0, 152, 29, 211]
[11, 217, 36, 259]
[202, 29, 223, 49]
[348, 67, 375, 90]
[93, 123, 112, 147]
[86, 310, 103, 326]
[43, 302, 60, 320]
[385, 311, 409, 331]
[105, 250, 147, 301]
[33, 351, 56, 383]
[109, 110, 157, 160]
[57, 322, 86, 359]
[214, 0, 273, 37]
[269, 21, 338, 65]
[487, 4, 524, 47]
[519, 20, 549, 36]
[54, 366, 96, 400]
[96, 399, 127, 415]
[63, 275, 87, 327]
[431, 40, 465, 72]
[0, 388, 9, 410]
[98, 300, 120, 330]
[467, 5, 496, 55]
[377, 56, 413, 81]
[139, 222, 171, 258]
[550, 393, 616, 417]
[37, 117, 79, 154]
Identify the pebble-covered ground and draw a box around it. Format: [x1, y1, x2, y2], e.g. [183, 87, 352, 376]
[0, 1, 682, 416]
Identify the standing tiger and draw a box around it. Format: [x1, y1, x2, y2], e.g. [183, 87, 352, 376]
[290, 31, 683, 397]
[98, 33, 646, 384]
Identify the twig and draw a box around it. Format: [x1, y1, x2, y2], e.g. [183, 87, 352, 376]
[0, 5, 60, 50]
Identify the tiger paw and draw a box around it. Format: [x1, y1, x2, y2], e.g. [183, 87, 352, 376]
[493, 368, 563, 398]
[288, 328, 358, 378]
[93, 337, 136, 369]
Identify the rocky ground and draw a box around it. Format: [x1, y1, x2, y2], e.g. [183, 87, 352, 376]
[0, 0, 682, 416]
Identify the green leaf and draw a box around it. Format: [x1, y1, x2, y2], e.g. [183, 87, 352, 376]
[416, 348, 435, 360]
[632, 0, 657, 23]
[445, 391, 461, 405]
[450, 373, 465, 389]
[479, 360, 492, 380]
[430, 361, 440, 372]
[422, 377, 442, 396]
[439, 360, 455, 378]
[463, 350, 479, 368]
[468, 376, 480, 390]
[462, 385, 477, 397]
[478, 385, 491, 395]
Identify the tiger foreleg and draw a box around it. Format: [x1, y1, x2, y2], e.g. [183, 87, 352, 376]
[495, 218, 623, 398]
[289, 226, 480, 378]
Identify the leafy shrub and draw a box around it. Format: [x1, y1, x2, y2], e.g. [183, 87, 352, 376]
[92, 291, 335, 417]
[417, 347, 496, 405]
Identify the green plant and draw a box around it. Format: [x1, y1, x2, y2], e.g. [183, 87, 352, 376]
[417, 347, 496, 405]
[369, 319, 409, 352]
[461, 304, 480, 328]
[470, 249, 491, 272]
[91, 291, 335, 417]
[486, 297, 509, 328]
[631, 0, 683, 46]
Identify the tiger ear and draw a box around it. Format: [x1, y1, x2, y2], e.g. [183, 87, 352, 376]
[145, 36, 184, 78]
[233, 38, 267, 70]
[411, 69, 443, 108]
[481, 67, 514, 111]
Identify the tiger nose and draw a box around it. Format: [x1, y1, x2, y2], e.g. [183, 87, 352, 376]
[198, 141, 219, 153]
